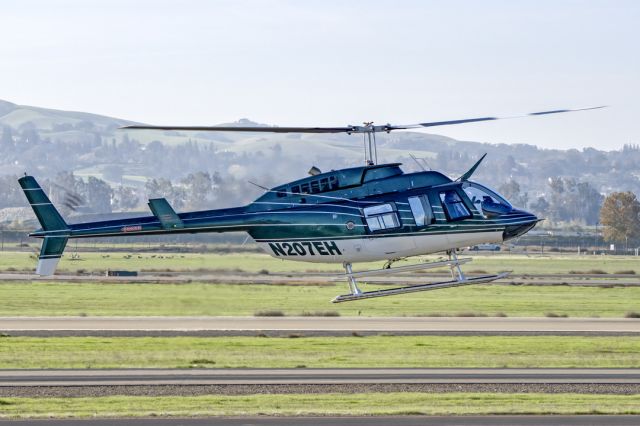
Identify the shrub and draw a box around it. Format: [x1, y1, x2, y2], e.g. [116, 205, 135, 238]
[254, 310, 285, 317]
[545, 312, 569, 318]
[455, 312, 488, 317]
[300, 311, 340, 317]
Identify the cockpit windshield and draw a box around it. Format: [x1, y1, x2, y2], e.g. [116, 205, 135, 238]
[462, 182, 513, 217]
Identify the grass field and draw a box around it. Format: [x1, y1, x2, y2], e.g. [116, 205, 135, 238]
[1, 281, 638, 317]
[1, 393, 639, 418]
[0, 336, 638, 369]
[1, 250, 639, 275]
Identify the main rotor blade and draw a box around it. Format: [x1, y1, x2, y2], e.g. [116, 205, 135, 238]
[388, 106, 607, 130]
[120, 106, 606, 134]
[120, 125, 354, 133]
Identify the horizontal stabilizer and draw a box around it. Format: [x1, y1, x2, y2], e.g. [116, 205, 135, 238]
[148, 198, 183, 229]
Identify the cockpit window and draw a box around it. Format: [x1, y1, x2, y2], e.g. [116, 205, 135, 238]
[439, 190, 471, 221]
[462, 182, 513, 217]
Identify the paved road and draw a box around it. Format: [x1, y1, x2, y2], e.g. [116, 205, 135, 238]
[2, 416, 640, 426]
[2, 368, 639, 386]
[1, 316, 639, 336]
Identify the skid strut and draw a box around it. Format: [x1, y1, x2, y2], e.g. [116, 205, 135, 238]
[343, 262, 362, 295]
[332, 254, 509, 303]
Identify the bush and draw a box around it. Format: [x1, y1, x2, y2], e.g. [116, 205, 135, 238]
[254, 310, 285, 317]
[455, 312, 488, 317]
[545, 312, 569, 318]
[300, 311, 340, 317]
[625, 311, 640, 318]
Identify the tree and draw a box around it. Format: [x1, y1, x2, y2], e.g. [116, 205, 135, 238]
[547, 177, 566, 222]
[182, 172, 213, 210]
[574, 181, 603, 225]
[145, 178, 184, 209]
[530, 196, 550, 218]
[85, 176, 113, 214]
[599, 192, 640, 245]
[498, 180, 522, 207]
[112, 186, 139, 210]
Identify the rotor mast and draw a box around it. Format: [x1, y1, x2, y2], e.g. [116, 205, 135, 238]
[348, 122, 391, 166]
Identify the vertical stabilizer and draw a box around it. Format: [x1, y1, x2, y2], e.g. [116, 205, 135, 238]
[36, 236, 68, 275]
[18, 176, 69, 275]
[18, 176, 67, 231]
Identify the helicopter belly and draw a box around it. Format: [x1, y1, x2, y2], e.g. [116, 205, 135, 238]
[442, 230, 503, 250]
[258, 230, 503, 263]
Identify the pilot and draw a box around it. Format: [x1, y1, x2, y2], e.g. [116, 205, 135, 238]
[481, 195, 499, 209]
[481, 195, 510, 215]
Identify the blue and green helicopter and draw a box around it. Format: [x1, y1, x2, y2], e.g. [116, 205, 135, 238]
[19, 106, 603, 302]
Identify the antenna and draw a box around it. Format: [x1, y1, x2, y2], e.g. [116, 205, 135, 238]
[248, 181, 269, 191]
[409, 154, 431, 171]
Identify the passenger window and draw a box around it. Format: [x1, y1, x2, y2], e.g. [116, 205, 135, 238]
[310, 180, 320, 193]
[363, 203, 401, 232]
[291, 185, 300, 194]
[439, 190, 471, 221]
[300, 183, 310, 194]
[329, 176, 339, 190]
[408, 196, 434, 226]
[320, 178, 330, 191]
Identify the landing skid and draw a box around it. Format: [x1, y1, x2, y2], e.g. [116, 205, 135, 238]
[332, 272, 510, 303]
[332, 250, 509, 303]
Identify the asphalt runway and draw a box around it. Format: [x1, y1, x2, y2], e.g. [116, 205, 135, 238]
[2, 368, 639, 386]
[1, 316, 639, 337]
[3, 416, 640, 426]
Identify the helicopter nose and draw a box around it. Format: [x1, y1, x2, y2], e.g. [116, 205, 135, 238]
[503, 210, 540, 241]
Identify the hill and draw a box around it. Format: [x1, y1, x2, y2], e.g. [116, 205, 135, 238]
[1, 99, 639, 227]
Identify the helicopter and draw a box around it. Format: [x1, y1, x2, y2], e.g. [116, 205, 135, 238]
[19, 106, 604, 302]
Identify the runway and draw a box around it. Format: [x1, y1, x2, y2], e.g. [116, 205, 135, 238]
[2, 368, 639, 386]
[1, 316, 639, 336]
[3, 416, 640, 426]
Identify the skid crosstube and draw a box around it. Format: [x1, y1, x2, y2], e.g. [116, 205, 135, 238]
[331, 272, 510, 303]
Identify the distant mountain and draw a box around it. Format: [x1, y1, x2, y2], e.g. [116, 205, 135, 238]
[1, 98, 639, 212]
[0, 99, 133, 132]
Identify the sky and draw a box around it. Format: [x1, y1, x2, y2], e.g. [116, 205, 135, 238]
[1, 0, 638, 150]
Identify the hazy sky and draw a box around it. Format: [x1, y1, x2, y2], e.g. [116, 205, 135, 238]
[1, 0, 638, 150]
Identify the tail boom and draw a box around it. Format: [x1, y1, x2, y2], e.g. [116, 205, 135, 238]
[20, 176, 251, 275]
